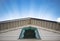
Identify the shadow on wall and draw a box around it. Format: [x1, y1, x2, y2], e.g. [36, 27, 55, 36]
[19, 26, 41, 39]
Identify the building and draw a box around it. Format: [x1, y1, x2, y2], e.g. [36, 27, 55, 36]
[0, 17, 60, 40]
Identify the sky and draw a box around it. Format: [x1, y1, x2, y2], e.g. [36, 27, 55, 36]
[0, 0, 60, 22]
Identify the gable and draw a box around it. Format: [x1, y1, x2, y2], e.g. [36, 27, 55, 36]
[0, 18, 60, 32]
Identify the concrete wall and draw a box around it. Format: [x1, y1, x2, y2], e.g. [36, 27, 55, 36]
[0, 18, 60, 31]
[0, 25, 60, 40]
[38, 28, 60, 40]
[0, 19, 30, 30]
[0, 28, 21, 40]
[31, 19, 60, 31]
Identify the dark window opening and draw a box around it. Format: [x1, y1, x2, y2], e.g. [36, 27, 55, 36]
[23, 29, 36, 39]
[19, 26, 41, 39]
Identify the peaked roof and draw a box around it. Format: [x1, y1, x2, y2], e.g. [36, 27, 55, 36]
[0, 17, 60, 23]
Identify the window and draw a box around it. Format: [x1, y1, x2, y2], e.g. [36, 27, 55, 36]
[19, 26, 41, 39]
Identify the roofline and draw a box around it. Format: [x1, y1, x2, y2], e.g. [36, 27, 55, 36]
[30, 18, 60, 23]
[0, 17, 31, 23]
[0, 17, 60, 23]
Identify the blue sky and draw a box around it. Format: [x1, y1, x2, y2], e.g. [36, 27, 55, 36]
[0, 0, 60, 22]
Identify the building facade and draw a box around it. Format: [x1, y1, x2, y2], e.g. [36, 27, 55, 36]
[0, 18, 60, 40]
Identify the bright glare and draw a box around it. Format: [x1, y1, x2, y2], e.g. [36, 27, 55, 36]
[56, 18, 60, 22]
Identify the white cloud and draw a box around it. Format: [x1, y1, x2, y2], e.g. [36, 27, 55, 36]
[56, 18, 60, 22]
